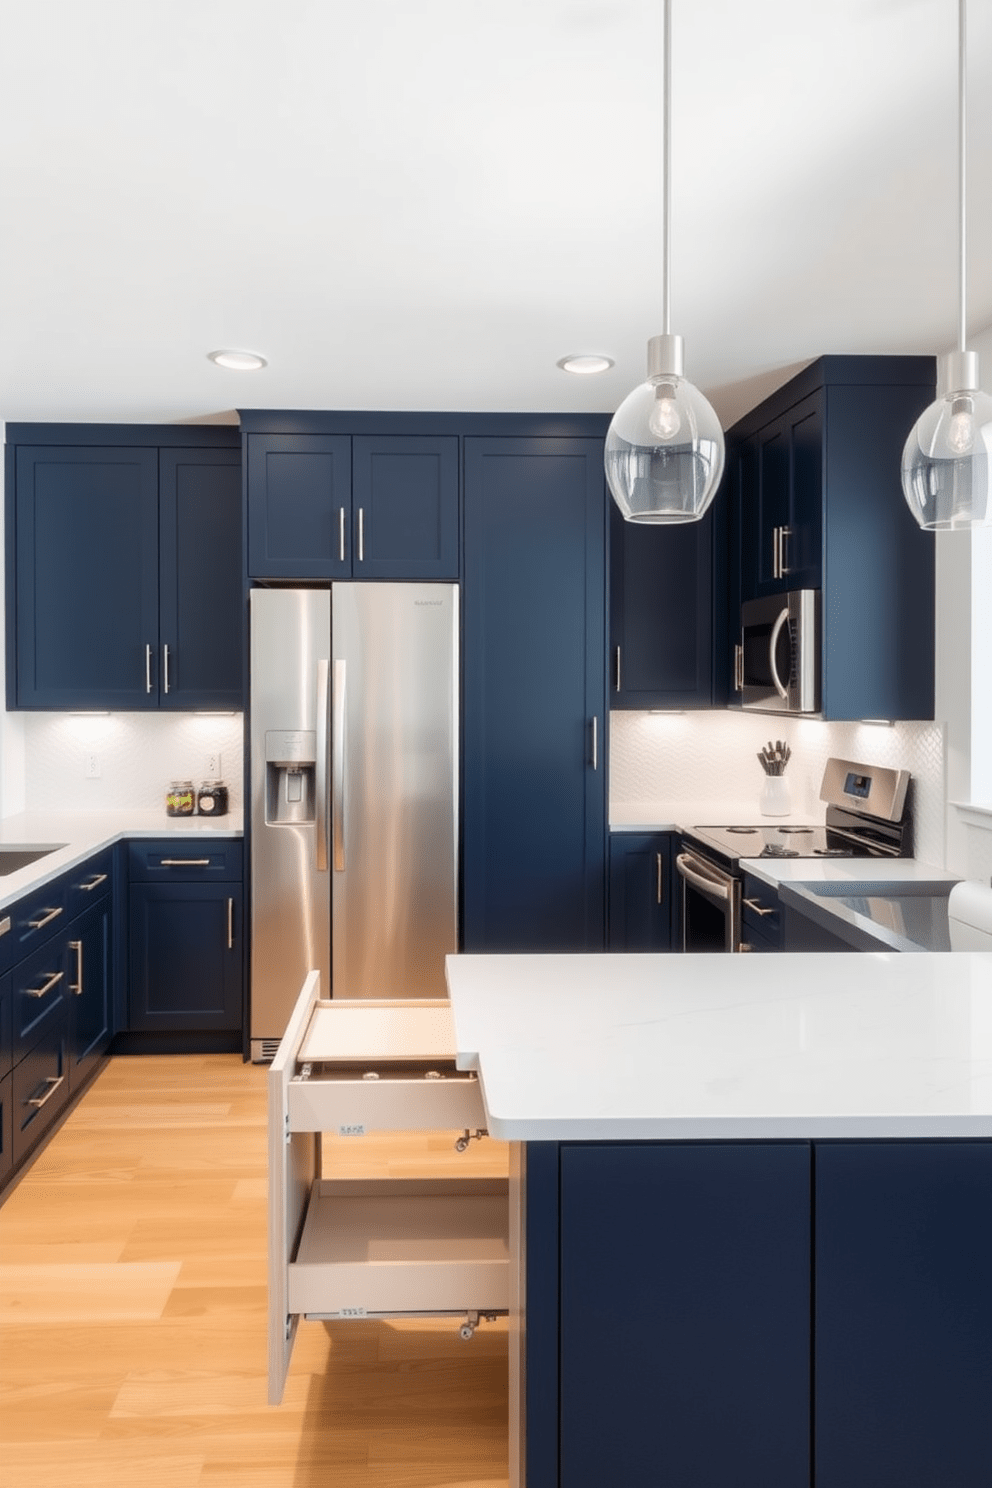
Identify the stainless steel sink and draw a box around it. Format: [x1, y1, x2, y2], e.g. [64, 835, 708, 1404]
[0, 845, 66, 876]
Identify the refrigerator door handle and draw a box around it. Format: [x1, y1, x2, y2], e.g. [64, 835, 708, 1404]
[315, 659, 330, 872]
[332, 658, 347, 872]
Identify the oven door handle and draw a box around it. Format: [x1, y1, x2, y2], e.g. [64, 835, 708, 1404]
[676, 852, 733, 906]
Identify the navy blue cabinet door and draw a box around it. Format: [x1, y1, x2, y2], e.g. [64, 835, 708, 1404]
[608, 832, 675, 949]
[159, 448, 243, 709]
[128, 882, 243, 1031]
[741, 392, 823, 601]
[815, 1141, 992, 1488]
[67, 896, 112, 1091]
[463, 438, 606, 951]
[558, 1142, 811, 1488]
[14, 446, 159, 708]
[247, 433, 352, 579]
[352, 436, 459, 578]
[609, 500, 715, 708]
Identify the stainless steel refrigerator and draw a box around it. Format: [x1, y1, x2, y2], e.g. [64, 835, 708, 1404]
[249, 584, 458, 1059]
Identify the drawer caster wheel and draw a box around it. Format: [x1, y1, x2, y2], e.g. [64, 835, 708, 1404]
[459, 1312, 479, 1340]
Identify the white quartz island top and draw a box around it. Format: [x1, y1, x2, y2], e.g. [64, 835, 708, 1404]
[445, 951, 992, 1142]
[0, 807, 243, 911]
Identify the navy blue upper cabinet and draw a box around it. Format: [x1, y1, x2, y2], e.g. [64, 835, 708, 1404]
[741, 391, 823, 600]
[247, 431, 458, 579]
[7, 429, 243, 711]
[159, 448, 243, 710]
[727, 356, 937, 720]
[12, 446, 160, 710]
[609, 486, 724, 709]
[463, 436, 607, 952]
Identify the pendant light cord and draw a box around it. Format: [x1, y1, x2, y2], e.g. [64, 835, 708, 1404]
[662, 0, 672, 337]
[958, 0, 967, 355]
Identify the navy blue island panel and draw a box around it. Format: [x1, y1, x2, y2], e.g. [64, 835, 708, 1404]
[526, 1138, 992, 1488]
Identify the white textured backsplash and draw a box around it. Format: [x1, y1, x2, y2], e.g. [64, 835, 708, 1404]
[18, 713, 244, 813]
[610, 711, 945, 866]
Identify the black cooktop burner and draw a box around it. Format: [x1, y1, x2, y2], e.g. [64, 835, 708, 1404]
[687, 822, 852, 865]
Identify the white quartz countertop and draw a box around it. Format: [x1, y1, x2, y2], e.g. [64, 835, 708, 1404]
[609, 800, 823, 833]
[445, 951, 992, 1141]
[743, 857, 960, 890]
[0, 808, 243, 909]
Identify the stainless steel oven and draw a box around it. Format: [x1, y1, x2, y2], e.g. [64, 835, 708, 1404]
[676, 757, 912, 953]
[739, 590, 819, 715]
[676, 848, 742, 952]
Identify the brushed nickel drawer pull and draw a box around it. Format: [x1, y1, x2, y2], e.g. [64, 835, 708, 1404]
[69, 939, 83, 995]
[146, 643, 153, 693]
[26, 970, 64, 999]
[80, 873, 108, 892]
[159, 858, 211, 867]
[227, 898, 234, 950]
[358, 506, 365, 562]
[28, 1074, 65, 1109]
[742, 897, 776, 917]
[339, 507, 346, 563]
[0, 916, 10, 936]
[28, 906, 63, 931]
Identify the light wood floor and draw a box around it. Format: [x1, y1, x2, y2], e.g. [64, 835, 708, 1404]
[0, 1055, 510, 1488]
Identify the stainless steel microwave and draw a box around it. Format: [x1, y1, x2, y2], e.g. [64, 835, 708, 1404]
[738, 589, 820, 715]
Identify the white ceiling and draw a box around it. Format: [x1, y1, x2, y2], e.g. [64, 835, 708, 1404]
[2, 0, 990, 430]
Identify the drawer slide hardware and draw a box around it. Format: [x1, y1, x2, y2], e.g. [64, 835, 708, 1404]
[455, 1128, 488, 1153]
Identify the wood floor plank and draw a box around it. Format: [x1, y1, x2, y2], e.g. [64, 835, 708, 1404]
[0, 1052, 509, 1488]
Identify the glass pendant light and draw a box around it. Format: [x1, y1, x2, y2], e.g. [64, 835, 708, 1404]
[902, 0, 992, 530]
[605, 0, 724, 524]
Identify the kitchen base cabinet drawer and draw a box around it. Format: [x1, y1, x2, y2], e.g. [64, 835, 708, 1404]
[128, 839, 243, 881]
[13, 936, 68, 1058]
[0, 971, 11, 1080]
[64, 848, 114, 919]
[741, 872, 782, 948]
[12, 1015, 69, 1165]
[67, 897, 112, 1092]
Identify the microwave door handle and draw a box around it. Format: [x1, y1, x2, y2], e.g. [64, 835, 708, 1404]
[768, 607, 790, 699]
[675, 853, 733, 907]
[315, 659, 330, 872]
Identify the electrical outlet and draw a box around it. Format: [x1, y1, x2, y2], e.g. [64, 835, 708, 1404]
[85, 753, 101, 779]
[205, 752, 221, 779]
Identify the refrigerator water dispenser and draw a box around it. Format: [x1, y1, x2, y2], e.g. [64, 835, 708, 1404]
[265, 730, 316, 824]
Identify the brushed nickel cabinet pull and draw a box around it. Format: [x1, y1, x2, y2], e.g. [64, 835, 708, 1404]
[80, 873, 108, 892]
[656, 852, 664, 905]
[69, 939, 83, 994]
[28, 906, 63, 931]
[0, 916, 10, 937]
[358, 507, 365, 562]
[734, 642, 744, 693]
[159, 858, 211, 867]
[146, 643, 153, 693]
[742, 897, 776, 917]
[26, 970, 64, 999]
[28, 1075, 65, 1109]
[227, 898, 234, 950]
[339, 507, 346, 563]
[590, 716, 598, 772]
[615, 646, 622, 692]
[163, 643, 171, 694]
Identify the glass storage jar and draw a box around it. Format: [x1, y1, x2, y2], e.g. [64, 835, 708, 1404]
[166, 779, 195, 816]
[197, 780, 229, 816]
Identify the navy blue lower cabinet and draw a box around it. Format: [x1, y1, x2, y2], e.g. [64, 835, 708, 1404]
[462, 437, 607, 951]
[608, 832, 676, 950]
[128, 881, 243, 1032]
[556, 1142, 811, 1488]
[66, 895, 112, 1092]
[815, 1141, 992, 1488]
[0, 1068, 12, 1186]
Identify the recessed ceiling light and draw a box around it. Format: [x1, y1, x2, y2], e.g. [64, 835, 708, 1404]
[208, 349, 268, 372]
[557, 354, 615, 376]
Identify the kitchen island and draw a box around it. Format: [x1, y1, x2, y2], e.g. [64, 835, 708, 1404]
[445, 951, 992, 1488]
